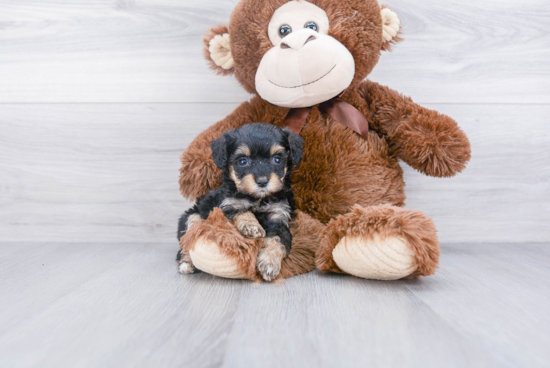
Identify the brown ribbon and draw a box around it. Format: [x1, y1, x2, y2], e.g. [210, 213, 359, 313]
[282, 99, 370, 140]
[282, 107, 311, 136]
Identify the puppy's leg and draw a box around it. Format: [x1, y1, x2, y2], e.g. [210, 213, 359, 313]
[177, 213, 202, 274]
[177, 251, 196, 274]
[257, 236, 288, 281]
[233, 212, 266, 239]
[256, 212, 292, 281]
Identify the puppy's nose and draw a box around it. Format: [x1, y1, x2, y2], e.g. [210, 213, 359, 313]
[256, 177, 269, 188]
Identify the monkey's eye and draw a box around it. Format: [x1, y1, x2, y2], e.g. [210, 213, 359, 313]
[238, 157, 249, 167]
[279, 24, 292, 37]
[272, 155, 282, 165]
[304, 22, 318, 32]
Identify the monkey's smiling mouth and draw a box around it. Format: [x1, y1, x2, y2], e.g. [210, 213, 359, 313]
[268, 64, 336, 89]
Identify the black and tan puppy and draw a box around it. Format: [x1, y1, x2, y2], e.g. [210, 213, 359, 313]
[177, 123, 304, 281]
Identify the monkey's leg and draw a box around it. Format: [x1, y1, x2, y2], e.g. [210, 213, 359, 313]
[316, 204, 439, 280]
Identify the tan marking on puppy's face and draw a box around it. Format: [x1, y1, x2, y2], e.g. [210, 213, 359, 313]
[238, 174, 258, 195]
[229, 166, 242, 187]
[267, 172, 284, 192]
[270, 144, 285, 156]
[230, 165, 258, 197]
[236, 172, 284, 198]
[235, 145, 251, 156]
[229, 145, 287, 198]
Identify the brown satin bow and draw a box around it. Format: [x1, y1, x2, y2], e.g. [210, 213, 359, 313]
[282, 99, 370, 140]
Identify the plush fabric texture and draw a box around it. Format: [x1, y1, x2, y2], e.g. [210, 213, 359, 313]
[255, 27, 355, 108]
[316, 204, 439, 278]
[359, 81, 471, 177]
[256, 1, 356, 107]
[267, 0, 330, 44]
[179, 0, 471, 281]
[227, 0, 385, 95]
[180, 206, 325, 280]
[280, 210, 325, 278]
[203, 24, 234, 76]
[190, 238, 249, 279]
[332, 234, 417, 280]
[208, 33, 234, 70]
[180, 207, 262, 280]
[380, 7, 400, 42]
[380, 4, 403, 51]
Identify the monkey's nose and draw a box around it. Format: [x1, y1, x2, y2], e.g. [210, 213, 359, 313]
[280, 35, 316, 49]
[304, 35, 316, 45]
[256, 177, 269, 188]
[280, 30, 317, 50]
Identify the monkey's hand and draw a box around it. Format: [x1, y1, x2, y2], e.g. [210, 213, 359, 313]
[361, 80, 471, 178]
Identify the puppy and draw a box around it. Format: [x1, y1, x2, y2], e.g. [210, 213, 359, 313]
[177, 123, 304, 281]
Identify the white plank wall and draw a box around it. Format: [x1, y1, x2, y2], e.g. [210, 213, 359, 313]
[0, 0, 549, 243]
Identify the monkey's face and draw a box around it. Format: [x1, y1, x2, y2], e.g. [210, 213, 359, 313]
[211, 123, 304, 199]
[255, 1, 355, 108]
[203, 0, 402, 108]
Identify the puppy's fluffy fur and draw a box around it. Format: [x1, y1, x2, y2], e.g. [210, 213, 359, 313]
[177, 123, 304, 281]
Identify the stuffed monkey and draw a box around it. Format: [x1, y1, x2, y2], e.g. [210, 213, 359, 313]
[178, 0, 471, 282]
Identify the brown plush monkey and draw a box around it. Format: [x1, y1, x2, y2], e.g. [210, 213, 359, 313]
[178, 0, 471, 282]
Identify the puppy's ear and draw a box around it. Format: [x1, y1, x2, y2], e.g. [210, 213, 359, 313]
[284, 130, 304, 166]
[210, 135, 228, 169]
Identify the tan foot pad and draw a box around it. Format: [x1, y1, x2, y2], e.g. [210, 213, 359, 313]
[332, 234, 417, 280]
[189, 237, 248, 279]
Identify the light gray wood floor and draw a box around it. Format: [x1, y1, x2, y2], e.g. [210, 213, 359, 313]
[1, 242, 549, 368]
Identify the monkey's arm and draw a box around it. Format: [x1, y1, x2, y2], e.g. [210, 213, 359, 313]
[179, 97, 271, 200]
[359, 80, 471, 178]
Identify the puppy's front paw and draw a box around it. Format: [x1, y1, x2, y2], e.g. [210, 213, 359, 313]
[257, 254, 281, 282]
[234, 212, 266, 239]
[239, 223, 266, 239]
[256, 236, 286, 282]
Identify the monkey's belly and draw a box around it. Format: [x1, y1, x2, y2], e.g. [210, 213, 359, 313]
[292, 119, 405, 224]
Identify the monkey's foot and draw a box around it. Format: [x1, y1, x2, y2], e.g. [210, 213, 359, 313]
[316, 205, 439, 280]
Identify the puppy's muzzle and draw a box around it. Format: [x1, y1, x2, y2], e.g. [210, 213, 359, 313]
[256, 176, 269, 188]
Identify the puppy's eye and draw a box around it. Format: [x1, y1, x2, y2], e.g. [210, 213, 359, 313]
[238, 157, 249, 167]
[272, 155, 282, 165]
[304, 22, 318, 32]
[279, 24, 292, 37]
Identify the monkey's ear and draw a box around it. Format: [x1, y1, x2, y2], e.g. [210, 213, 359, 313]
[203, 25, 234, 76]
[210, 135, 228, 169]
[380, 6, 402, 51]
[284, 130, 304, 166]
